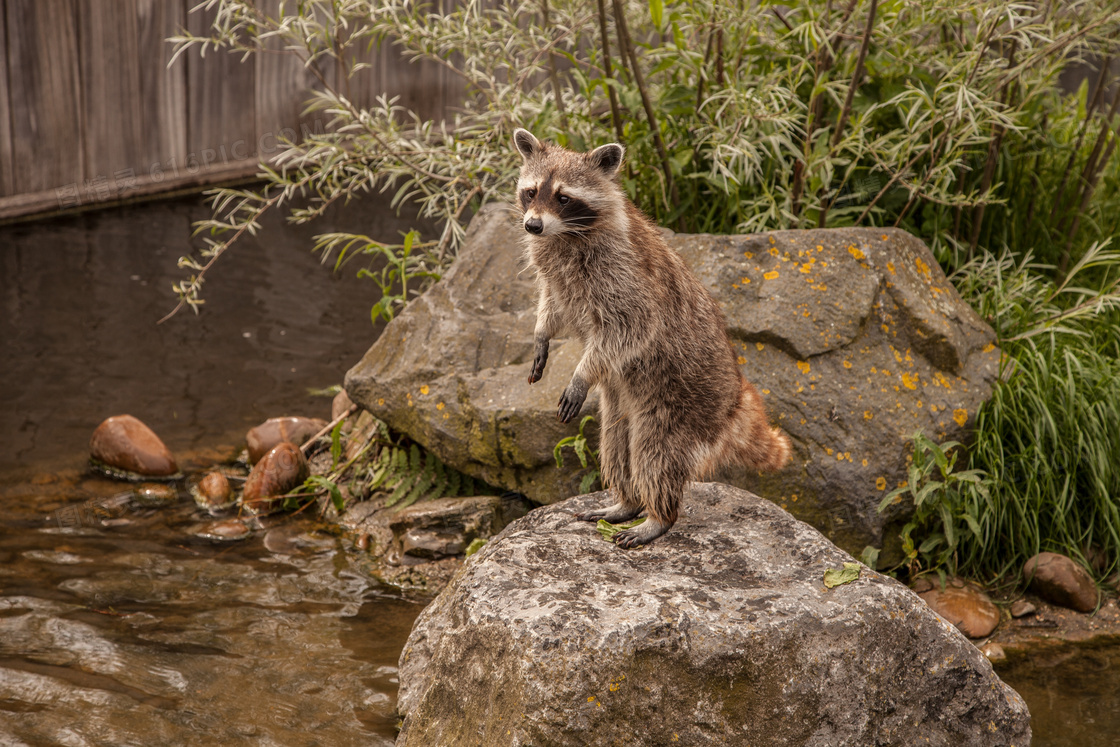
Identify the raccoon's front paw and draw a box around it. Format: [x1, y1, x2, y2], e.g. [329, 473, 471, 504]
[528, 351, 548, 384]
[557, 384, 587, 423]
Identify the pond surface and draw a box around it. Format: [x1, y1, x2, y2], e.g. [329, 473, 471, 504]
[0, 195, 429, 744]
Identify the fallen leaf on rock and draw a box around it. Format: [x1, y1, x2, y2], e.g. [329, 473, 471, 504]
[824, 562, 862, 588]
[596, 517, 646, 542]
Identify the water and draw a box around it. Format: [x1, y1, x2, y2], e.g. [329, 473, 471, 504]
[0, 195, 429, 744]
[996, 643, 1120, 746]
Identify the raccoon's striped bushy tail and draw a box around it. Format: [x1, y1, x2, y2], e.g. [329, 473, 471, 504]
[705, 377, 791, 474]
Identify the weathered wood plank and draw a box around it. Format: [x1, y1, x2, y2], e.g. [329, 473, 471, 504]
[135, 0, 187, 184]
[186, 2, 256, 178]
[6, 0, 83, 197]
[78, 0, 143, 188]
[0, 0, 16, 196]
[254, 0, 329, 158]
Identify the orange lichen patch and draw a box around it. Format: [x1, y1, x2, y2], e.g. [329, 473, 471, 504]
[915, 256, 932, 280]
[816, 245, 824, 251]
[420, 385, 430, 395]
[901, 373, 918, 390]
[881, 234, 889, 241]
[953, 408, 968, 426]
[796, 360, 811, 374]
[743, 251, 754, 259]
[737, 356, 747, 365]
[825, 448, 834, 456]
[769, 235, 776, 244]
[755, 342, 765, 351]
[836, 453, 845, 461]
[934, 372, 952, 389]
[864, 410, 873, 420]
[436, 402, 445, 410]
[881, 368, 891, 376]
[876, 477, 887, 491]
[848, 245, 865, 260]
[916, 400, 923, 408]
[762, 388, 770, 394]
[861, 458, 868, 467]
[799, 264, 812, 274]
[377, 398, 385, 406]
[842, 360, 853, 369]
[982, 342, 996, 353]
[764, 270, 780, 280]
[769, 247, 779, 257]
[886, 262, 895, 274]
[929, 404, 938, 412]
[741, 277, 751, 284]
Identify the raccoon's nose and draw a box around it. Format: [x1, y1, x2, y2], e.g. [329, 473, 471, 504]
[524, 217, 544, 235]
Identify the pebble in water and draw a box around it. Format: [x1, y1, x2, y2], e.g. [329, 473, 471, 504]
[191, 472, 234, 511]
[246, 417, 326, 464]
[132, 483, 178, 507]
[241, 442, 309, 515]
[89, 415, 180, 480]
[194, 518, 252, 541]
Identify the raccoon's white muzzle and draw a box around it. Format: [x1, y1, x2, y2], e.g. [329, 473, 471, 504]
[523, 210, 562, 236]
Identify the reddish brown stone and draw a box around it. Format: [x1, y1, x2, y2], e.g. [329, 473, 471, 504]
[193, 471, 232, 509]
[246, 417, 327, 464]
[89, 415, 179, 478]
[918, 581, 1000, 639]
[241, 442, 309, 513]
[1024, 552, 1099, 613]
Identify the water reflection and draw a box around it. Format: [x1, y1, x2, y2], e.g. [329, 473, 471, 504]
[0, 482, 422, 745]
[997, 643, 1120, 747]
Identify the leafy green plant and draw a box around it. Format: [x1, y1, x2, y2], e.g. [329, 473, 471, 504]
[877, 432, 990, 581]
[368, 442, 479, 509]
[949, 248, 1120, 581]
[163, 0, 1120, 323]
[553, 415, 601, 494]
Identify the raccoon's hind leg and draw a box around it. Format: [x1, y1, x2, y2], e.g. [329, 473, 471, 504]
[613, 416, 690, 548]
[576, 392, 643, 524]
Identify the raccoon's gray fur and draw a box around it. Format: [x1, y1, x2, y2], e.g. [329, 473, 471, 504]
[514, 129, 791, 547]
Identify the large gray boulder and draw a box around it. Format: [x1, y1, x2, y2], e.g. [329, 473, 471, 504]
[345, 206, 1000, 553]
[396, 483, 1030, 746]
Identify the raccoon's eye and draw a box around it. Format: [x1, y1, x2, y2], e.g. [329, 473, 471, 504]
[525, 189, 537, 199]
[557, 194, 570, 205]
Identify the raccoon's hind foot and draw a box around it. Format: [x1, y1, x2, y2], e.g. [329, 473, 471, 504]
[575, 501, 642, 524]
[613, 518, 672, 549]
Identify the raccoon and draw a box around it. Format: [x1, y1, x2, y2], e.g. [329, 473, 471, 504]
[514, 129, 791, 548]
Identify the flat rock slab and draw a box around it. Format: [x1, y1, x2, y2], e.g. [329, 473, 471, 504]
[346, 207, 1000, 553]
[397, 483, 1030, 746]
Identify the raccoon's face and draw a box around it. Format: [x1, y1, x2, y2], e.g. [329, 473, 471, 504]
[513, 129, 624, 237]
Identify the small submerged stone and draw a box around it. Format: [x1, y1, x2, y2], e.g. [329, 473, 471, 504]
[1010, 599, 1036, 618]
[132, 482, 178, 507]
[917, 578, 1000, 639]
[246, 417, 326, 464]
[195, 518, 251, 541]
[241, 442, 309, 514]
[1024, 552, 1099, 612]
[89, 415, 180, 480]
[192, 471, 234, 511]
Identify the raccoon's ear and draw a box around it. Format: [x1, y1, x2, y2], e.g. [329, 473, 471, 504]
[513, 129, 542, 160]
[590, 143, 625, 177]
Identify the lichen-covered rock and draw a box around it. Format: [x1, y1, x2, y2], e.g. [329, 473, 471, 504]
[1024, 552, 1099, 612]
[396, 483, 1030, 746]
[346, 206, 1000, 553]
[246, 417, 327, 464]
[89, 414, 180, 480]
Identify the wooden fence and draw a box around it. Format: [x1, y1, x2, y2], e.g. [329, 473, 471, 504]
[0, 0, 461, 221]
